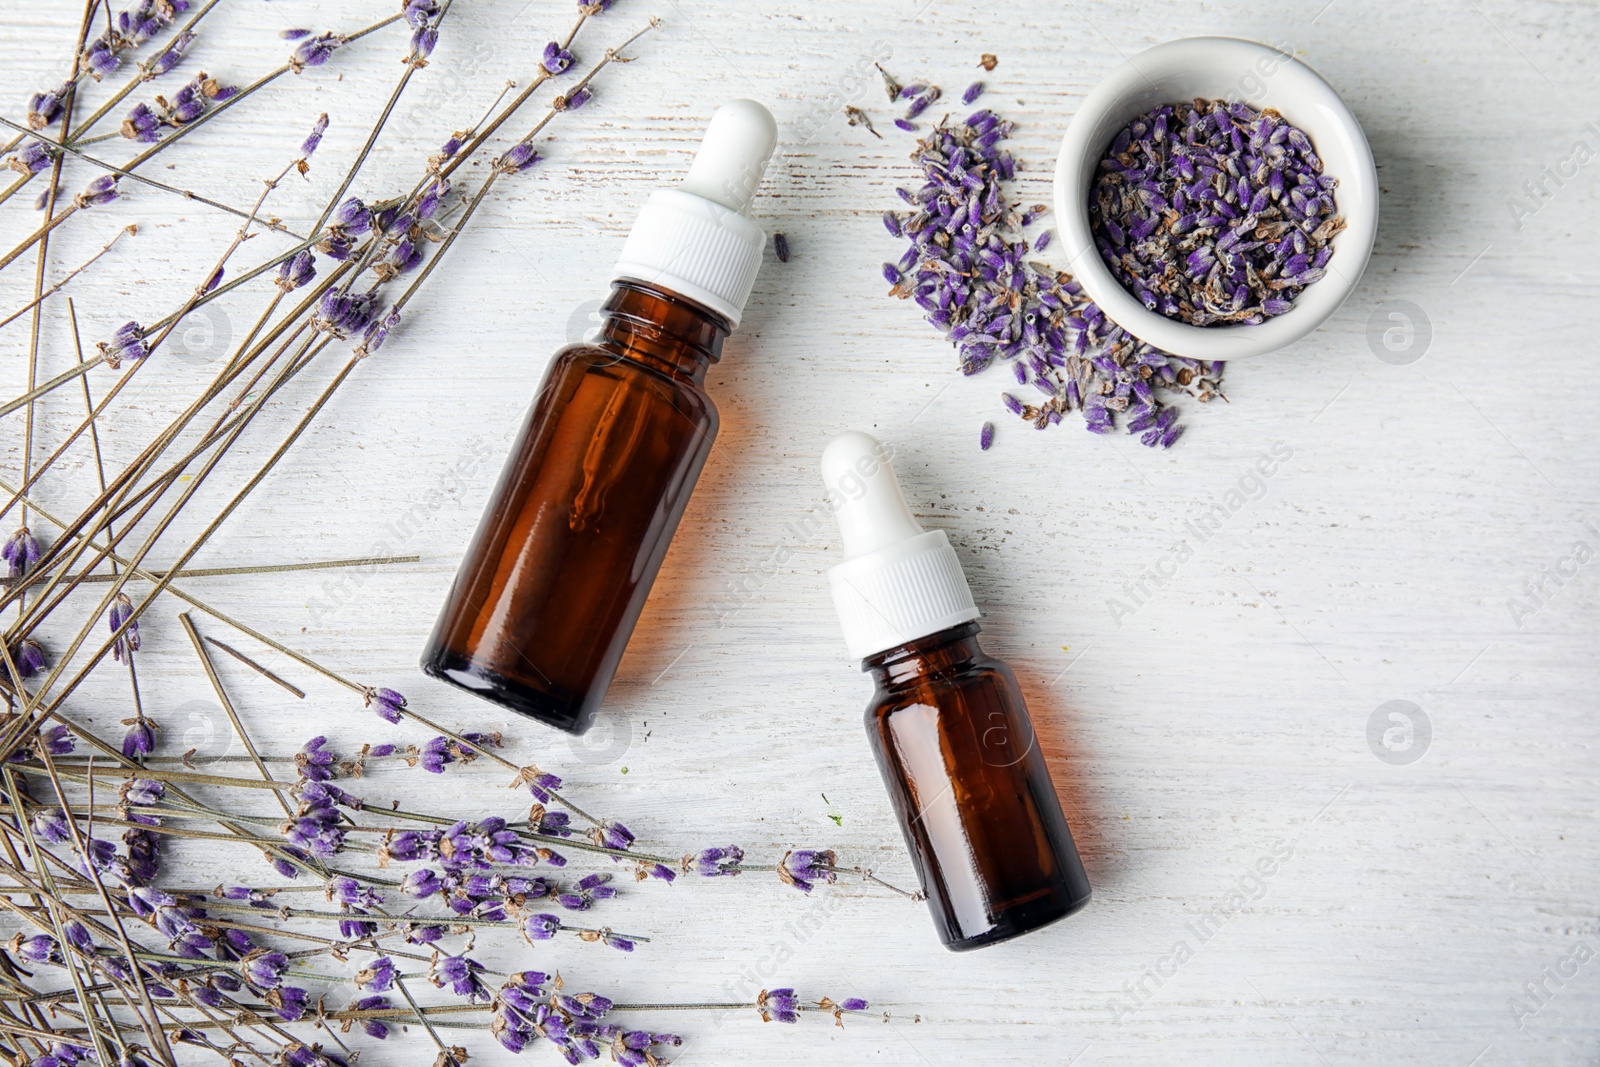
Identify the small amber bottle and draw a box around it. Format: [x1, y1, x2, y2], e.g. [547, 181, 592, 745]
[822, 432, 1091, 949]
[421, 101, 778, 733]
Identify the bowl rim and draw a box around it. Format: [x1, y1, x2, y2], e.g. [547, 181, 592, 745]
[1051, 35, 1378, 361]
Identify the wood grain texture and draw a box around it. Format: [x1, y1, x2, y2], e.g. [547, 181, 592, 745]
[0, 0, 1596, 1063]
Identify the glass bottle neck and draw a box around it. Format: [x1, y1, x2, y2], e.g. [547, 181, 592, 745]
[597, 280, 729, 383]
[864, 622, 985, 689]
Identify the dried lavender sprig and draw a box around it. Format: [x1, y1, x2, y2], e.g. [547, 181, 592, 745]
[0, 11, 405, 274]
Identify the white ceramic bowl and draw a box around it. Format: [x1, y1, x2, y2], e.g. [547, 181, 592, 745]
[1051, 36, 1378, 361]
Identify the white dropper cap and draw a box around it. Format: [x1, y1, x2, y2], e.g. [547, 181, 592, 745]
[612, 99, 778, 327]
[822, 432, 980, 662]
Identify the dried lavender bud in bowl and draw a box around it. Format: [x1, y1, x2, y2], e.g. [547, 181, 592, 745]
[1052, 36, 1378, 362]
[1089, 99, 1343, 327]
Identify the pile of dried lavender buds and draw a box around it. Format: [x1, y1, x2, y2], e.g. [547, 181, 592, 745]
[880, 80, 1224, 450]
[1092, 99, 1344, 326]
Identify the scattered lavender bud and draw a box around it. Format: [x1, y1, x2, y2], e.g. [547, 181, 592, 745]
[280, 28, 312, 40]
[979, 421, 995, 450]
[962, 81, 984, 105]
[1034, 228, 1052, 251]
[842, 998, 870, 1011]
[881, 262, 901, 285]
[300, 112, 328, 157]
[894, 118, 917, 133]
[773, 232, 790, 262]
[905, 95, 931, 120]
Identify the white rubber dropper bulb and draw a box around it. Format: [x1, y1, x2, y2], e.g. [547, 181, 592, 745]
[822, 431, 925, 561]
[680, 99, 778, 214]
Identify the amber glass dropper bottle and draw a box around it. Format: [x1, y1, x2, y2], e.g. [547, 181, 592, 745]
[421, 100, 779, 734]
[821, 431, 1092, 950]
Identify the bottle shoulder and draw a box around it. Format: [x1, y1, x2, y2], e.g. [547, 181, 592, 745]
[866, 654, 1017, 714]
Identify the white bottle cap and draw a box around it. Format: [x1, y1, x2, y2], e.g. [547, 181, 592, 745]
[612, 99, 777, 327]
[822, 432, 980, 662]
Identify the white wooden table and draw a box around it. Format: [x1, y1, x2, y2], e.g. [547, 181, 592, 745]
[1, 0, 1597, 1063]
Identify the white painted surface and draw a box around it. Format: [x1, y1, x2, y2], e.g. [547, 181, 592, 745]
[0, 0, 1597, 1064]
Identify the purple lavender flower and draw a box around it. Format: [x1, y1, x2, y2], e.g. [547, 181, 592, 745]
[524, 769, 562, 803]
[240, 950, 288, 990]
[10, 140, 56, 175]
[363, 686, 405, 723]
[979, 421, 995, 450]
[759, 987, 800, 1024]
[347, 994, 391, 1039]
[269, 985, 310, 1021]
[894, 118, 917, 133]
[2, 526, 40, 578]
[281, 28, 312, 40]
[579, 0, 615, 11]
[97, 320, 147, 367]
[558, 86, 592, 111]
[301, 112, 329, 157]
[542, 40, 575, 74]
[842, 997, 869, 1011]
[107, 592, 140, 662]
[359, 307, 401, 356]
[962, 81, 984, 105]
[523, 912, 561, 941]
[31, 806, 70, 843]
[122, 777, 163, 807]
[408, 25, 438, 65]
[275, 249, 317, 292]
[498, 142, 542, 173]
[779, 849, 837, 894]
[1034, 228, 1052, 251]
[404, 0, 441, 25]
[593, 820, 633, 851]
[26, 84, 66, 130]
[432, 954, 491, 1002]
[295, 736, 336, 781]
[355, 955, 396, 991]
[693, 845, 743, 877]
[144, 30, 195, 79]
[39, 724, 73, 756]
[291, 32, 344, 70]
[13, 934, 59, 963]
[75, 175, 119, 208]
[84, 40, 119, 80]
[332, 196, 372, 234]
[13, 639, 47, 679]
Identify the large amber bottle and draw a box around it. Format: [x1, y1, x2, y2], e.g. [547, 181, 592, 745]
[422, 101, 777, 734]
